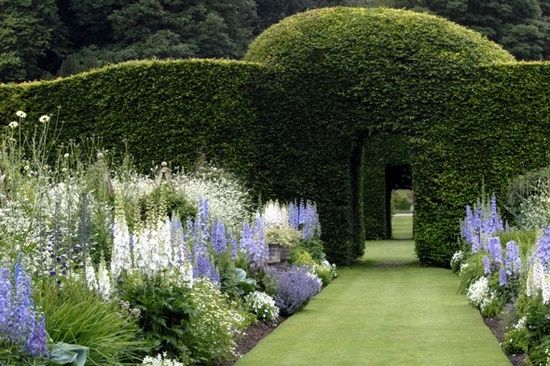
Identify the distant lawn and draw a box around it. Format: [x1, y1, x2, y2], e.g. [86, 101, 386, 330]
[392, 213, 413, 240]
[237, 240, 509, 366]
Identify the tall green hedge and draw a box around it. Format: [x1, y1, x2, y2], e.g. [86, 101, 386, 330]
[1, 8, 548, 267]
[0, 59, 267, 187]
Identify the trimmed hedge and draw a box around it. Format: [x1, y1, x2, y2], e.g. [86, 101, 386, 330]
[1, 8, 549, 266]
[0, 59, 266, 186]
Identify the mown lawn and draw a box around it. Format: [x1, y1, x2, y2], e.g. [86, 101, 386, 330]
[237, 240, 510, 366]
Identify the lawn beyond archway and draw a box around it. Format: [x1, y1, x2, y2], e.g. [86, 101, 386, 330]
[237, 240, 510, 365]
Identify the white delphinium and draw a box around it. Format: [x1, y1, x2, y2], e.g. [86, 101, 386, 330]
[260, 200, 289, 228]
[84, 256, 99, 292]
[142, 352, 185, 366]
[111, 197, 132, 278]
[244, 291, 279, 323]
[97, 259, 112, 299]
[466, 277, 496, 311]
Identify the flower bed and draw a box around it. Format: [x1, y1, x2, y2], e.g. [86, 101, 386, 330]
[0, 110, 337, 365]
[453, 190, 550, 366]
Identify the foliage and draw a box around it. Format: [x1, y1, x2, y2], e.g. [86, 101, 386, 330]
[37, 277, 148, 366]
[142, 352, 185, 366]
[268, 266, 322, 315]
[502, 318, 529, 355]
[466, 276, 502, 317]
[458, 253, 485, 294]
[187, 279, 247, 364]
[117, 273, 194, 362]
[498, 229, 538, 259]
[243, 291, 279, 323]
[265, 226, 301, 247]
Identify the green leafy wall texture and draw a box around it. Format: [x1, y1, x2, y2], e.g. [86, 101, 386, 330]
[1, 7, 549, 266]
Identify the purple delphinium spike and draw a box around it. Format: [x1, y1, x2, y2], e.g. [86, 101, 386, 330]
[10, 262, 36, 343]
[25, 315, 48, 357]
[211, 220, 227, 254]
[230, 235, 238, 259]
[240, 219, 268, 267]
[499, 268, 508, 287]
[505, 241, 521, 276]
[299, 200, 307, 226]
[488, 237, 503, 264]
[288, 202, 300, 230]
[536, 226, 550, 271]
[483, 256, 492, 276]
[302, 201, 321, 239]
[0, 266, 11, 334]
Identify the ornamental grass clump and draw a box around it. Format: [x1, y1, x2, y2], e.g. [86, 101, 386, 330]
[269, 266, 322, 315]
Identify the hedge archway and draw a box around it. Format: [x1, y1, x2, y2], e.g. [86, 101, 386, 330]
[244, 7, 549, 265]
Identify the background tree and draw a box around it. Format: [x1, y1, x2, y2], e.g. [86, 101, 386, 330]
[0, 0, 66, 81]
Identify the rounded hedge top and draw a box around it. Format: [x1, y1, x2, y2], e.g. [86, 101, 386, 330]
[245, 7, 514, 72]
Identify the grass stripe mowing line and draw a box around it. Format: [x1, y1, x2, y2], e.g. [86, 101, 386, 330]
[237, 240, 510, 366]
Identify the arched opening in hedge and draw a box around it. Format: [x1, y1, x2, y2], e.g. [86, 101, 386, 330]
[385, 164, 413, 238]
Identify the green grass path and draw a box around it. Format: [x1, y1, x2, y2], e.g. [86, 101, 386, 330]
[237, 239, 510, 366]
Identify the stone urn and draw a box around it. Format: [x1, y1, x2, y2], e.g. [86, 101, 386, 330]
[268, 244, 292, 264]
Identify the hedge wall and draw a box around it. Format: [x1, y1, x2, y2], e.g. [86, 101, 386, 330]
[1, 8, 549, 267]
[0, 59, 267, 188]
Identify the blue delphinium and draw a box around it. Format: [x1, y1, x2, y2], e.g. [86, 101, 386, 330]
[0, 262, 47, 358]
[25, 316, 48, 357]
[240, 219, 269, 267]
[483, 256, 491, 276]
[488, 237, 503, 265]
[193, 249, 220, 286]
[504, 241, 521, 276]
[211, 219, 228, 254]
[288, 202, 300, 230]
[499, 268, 508, 287]
[287, 200, 322, 240]
[461, 195, 506, 253]
[0, 266, 11, 334]
[536, 226, 550, 271]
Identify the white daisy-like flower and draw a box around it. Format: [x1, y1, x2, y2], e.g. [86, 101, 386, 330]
[39, 115, 50, 123]
[64, 153, 70, 159]
[15, 110, 26, 119]
[8, 121, 18, 128]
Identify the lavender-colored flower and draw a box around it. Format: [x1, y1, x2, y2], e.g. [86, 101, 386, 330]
[229, 235, 239, 259]
[288, 202, 300, 230]
[268, 266, 322, 315]
[240, 219, 269, 266]
[211, 220, 227, 254]
[505, 241, 521, 276]
[536, 226, 550, 271]
[0, 266, 11, 333]
[25, 315, 48, 357]
[10, 262, 36, 343]
[499, 268, 508, 287]
[488, 237, 503, 264]
[483, 256, 492, 276]
[193, 251, 220, 286]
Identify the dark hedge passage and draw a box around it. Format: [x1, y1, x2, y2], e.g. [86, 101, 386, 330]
[1, 7, 549, 266]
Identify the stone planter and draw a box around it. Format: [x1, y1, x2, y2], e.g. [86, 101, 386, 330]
[268, 244, 292, 264]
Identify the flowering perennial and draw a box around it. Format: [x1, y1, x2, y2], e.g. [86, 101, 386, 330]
[527, 226, 550, 303]
[0, 262, 47, 358]
[244, 291, 279, 323]
[461, 195, 505, 253]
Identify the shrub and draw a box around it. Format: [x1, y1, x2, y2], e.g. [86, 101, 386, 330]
[458, 253, 485, 294]
[269, 266, 322, 315]
[37, 277, 148, 366]
[502, 318, 529, 355]
[265, 226, 301, 247]
[243, 291, 279, 323]
[188, 279, 247, 364]
[117, 273, 194, 363]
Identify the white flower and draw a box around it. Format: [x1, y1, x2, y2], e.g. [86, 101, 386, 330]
[8, 121, 18, 128]
[260, 200, 289, 228]
[15, 110, 27, 119]
[64, 153, 70, 159]
[39, 115, 50, 123]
